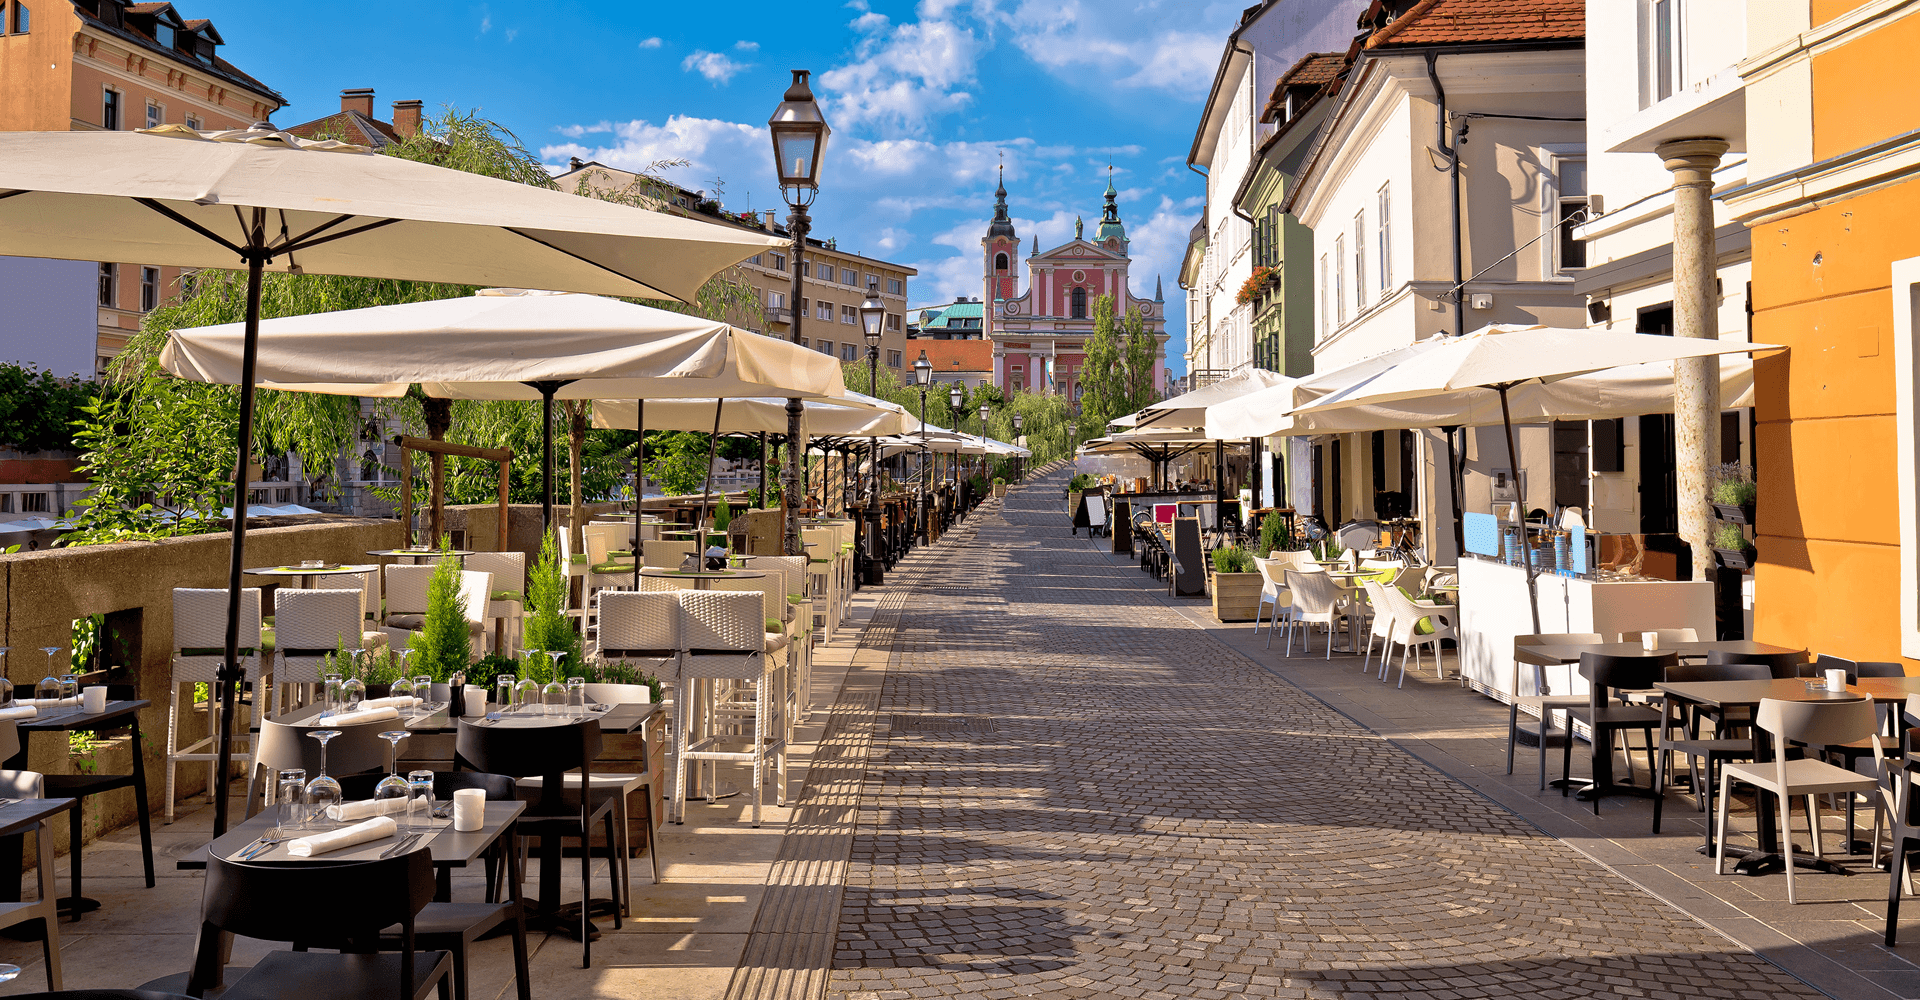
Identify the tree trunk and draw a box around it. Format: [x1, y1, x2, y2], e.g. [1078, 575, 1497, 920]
[567, 401, 588, 554]
[422, 396, 451, 546]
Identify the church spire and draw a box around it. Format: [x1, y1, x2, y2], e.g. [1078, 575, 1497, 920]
[1155, 275, 1164, 302]
[986, 162, 1016, 240]
[1096, 166, 1128, 244]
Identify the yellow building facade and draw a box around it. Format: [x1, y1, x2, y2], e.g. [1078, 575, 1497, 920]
[1730, 1, 1920, 666]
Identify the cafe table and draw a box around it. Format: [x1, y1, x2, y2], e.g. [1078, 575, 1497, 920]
[638, 567, 767, 591]
[243, 562, 380, 590]
[262, 700, 662, 737]
[0, 697, 152, 916]
[366, 547, 476, 564]
[1325, 570, 1378, 653]
[0, 797, 74, 968]
[1651, 675, 1920, 875]
[1515, 639, 1802, 668]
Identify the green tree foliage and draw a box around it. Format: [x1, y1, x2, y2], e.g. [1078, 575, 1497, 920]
[65, 370, 239, 543]
[1076, 294, 1160, 435]
[521, 532, 581, 676]
[408, 548, 473, 680]
[0, 365, 96, 453]
[834, 359, 1082, 474]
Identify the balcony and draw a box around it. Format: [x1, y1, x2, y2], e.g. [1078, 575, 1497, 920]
[763, 307, 792, 325]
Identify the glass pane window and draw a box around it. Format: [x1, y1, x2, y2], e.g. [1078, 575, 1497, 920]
[1353, 213, 1366, 310]
[816, 340, 834, 355]
[1377, 184, 1392, 290]
[98, 262, 116, 307]
[140, 266, 159, 311]
[145, 99, 162, 128]
[771, 253, 786, 271]
[1557, 158, 1588, 271]
[887, 277, 903, 295]
[887, 350, 902, 368]
[11, 3, 26, 34]
[102, 89, 120, 130]
[840, 343, 857, 361]
[841, 268, 857, 285]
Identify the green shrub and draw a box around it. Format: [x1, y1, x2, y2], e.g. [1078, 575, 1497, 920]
[713, 495, 733, 532]
[1211, 546, 1254, 574]
[522, 530, 583, 676]
[1712, 523, 1751, 551]
[1709, 463, 1757, 506]
[407, 547, 473, 681]
[993, 477, 1006, 486]
[1068, 473, 1095, 490]
[1257, 512, 1291, 556]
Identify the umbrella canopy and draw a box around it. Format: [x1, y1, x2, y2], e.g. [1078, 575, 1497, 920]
[162, 289, 845, 401]
[1129, 367, 1295, 431]
[0, 127, 781, 301]
[0, 125, 782, 837]
[591, 390, 913, 438]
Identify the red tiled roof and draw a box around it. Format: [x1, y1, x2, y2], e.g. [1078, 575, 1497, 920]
[919, 339, 992, 373]
[1366, 0, 1584, 49]
[282, 110, 402, 149]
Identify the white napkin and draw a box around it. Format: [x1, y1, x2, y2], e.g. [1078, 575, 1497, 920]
[356, 696, 424, 712]
[0, 705, 37, 721]
[285, 815, 397, 857]
[21, 698, 70, 709]
[326, 796, 410, 822]
[314, 706, 401, 727]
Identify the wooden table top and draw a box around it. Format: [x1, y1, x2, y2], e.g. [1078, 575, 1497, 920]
[1515, 640, 1801, 667]
[1654, 676, 1920, 708]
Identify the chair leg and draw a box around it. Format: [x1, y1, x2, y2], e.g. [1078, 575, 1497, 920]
[449, 938, 470, 1000]
[1561, 721, 1575, 798]
[579, 830, 592, 968]
[1505, 703, 1519, 776]
[34, 817, 60, 991]
[605, 812, 623, 930]
[1783, 791, 1801, 903]
[1538, 709, 1552, 792]
[1888, 836, 1913, 946]
[1807, 794, 1824, 860]
[164, 682, 180, 825]
[1652, 741, 1666, 834]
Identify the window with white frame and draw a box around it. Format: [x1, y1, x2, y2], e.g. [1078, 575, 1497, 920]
[98, 262, 116, 307]
[102, 88, 120, 130]
[840, 304, 856, 325]
[1353, 212, 1366, 311]
[1318, 255, 1329, 339]
[20, 492, 47, 513]
[1334, 235, 1347, 325]
[766, 290, 786, 309]
[816, 340, 834, 355]
[840, 343, 858, 362]
[887, 349, 902, 368]
[140, 266, 159, 311]
[1377, 184, 1392, 290]
[841, 267, 857, 285]
[770, 253, 786, 271]
[886, 313, 901, 331]
[146, 99, 163, 128]
[887, 277, 903, 295]
[816, 300, 833, 320]
[185, 113, 201, 130]
[1554, 156, 1588, 272]
[1644, 0, 1682, 108]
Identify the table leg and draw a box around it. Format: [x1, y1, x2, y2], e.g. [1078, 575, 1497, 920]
[129, 717, 154, 888]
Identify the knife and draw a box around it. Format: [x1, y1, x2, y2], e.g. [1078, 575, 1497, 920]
[379, 833, 422, 859]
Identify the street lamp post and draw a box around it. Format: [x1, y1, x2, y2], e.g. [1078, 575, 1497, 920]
[948, 384, 963, 519]
[977, 401, 991, 506]
[914, 350, 932, 544]
[859, 280, 886, 584]
[769, 69, 830, 559]
[1068, 419, 1078, 470]
[1012, 412, 1024, 482]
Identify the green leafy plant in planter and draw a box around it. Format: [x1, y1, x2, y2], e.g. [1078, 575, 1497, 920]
[1211, 546, 1255, 574]
[407, 548, 474, 682]
[1709, 463, 1757, 525]
[522, 531, 583, 676]
[1257, 512, 1297, 556]
[586, 660, 665, 703]
[1712, 522, 1756, 569]
[993, 477, 1006, 486]
[713, 495, 733, 533]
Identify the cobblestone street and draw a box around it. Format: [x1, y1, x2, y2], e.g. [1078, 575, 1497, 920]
[816, 467, 1825, 1000]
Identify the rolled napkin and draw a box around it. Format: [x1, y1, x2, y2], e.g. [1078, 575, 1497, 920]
[0, 705, 36, 721]
[356, 696, 424, 712]
[326, 796, 410, 822]
[314, 705, 401, 727]
[285, 815, 397, 857]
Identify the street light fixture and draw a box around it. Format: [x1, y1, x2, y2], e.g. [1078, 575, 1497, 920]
[770, 69, 831, 558]
[914, 349, 932, 544]
[859, 279, 885, 582]
[1012, 412, 1024, 481]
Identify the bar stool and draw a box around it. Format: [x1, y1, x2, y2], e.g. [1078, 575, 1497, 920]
[164, 588, 264, 823]
[674, 590, 785, 827]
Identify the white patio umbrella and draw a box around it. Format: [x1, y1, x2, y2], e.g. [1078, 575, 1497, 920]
[5, 124, 783, 834]
[1293, 325, 1781, 631]
[1130, 367, 1296, 431]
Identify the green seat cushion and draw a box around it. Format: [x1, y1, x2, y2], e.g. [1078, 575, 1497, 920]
[766, 619, 784, 633]
[591, 562, 631, 575]
[492, 590, 524, 603]
[569, 554, 586, 564]
[809, 557, 831, 564]
[609, 549, 634, 559]
[1395, 586, 1437, 635]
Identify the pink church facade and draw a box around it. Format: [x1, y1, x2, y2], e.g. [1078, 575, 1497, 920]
[981, 173, 1168, 404]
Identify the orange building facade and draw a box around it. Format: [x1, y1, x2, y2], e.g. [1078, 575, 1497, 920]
[0, 0, 283, 372]
[1730, 1, 1920, 667]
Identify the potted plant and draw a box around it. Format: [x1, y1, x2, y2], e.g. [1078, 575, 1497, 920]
[1710, 464, 1757, 525]
[1066, 473, 1093, 518]
[1712, 522, 1756, 570]
[993, 476, 1007, 498]
[1209, 545, 1264, 622]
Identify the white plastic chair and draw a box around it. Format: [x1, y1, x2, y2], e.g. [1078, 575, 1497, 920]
[1252, 556, 1293, 649]
[1717, 697, 1889, 903]
[1376, 584, 1457, 687]
[1282, 570, 1345, 659]
[1359, 580, 1398, 674]
[165, 587, 263, 823]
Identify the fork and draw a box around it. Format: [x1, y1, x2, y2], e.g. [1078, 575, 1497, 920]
[379, 833, 422, 860]
[239, 829, 289, 860]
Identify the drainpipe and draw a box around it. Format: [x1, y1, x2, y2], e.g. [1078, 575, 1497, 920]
[1426, 51, 1464, 339]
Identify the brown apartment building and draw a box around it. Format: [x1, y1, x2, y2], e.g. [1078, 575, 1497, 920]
[556, 159, 917, 384]
[0, 0, 286, 374]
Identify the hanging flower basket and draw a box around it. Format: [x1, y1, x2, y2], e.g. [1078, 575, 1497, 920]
[1236, 266, 1276, 306]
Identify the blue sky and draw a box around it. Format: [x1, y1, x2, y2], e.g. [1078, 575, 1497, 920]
[192, 0, 1247, 374]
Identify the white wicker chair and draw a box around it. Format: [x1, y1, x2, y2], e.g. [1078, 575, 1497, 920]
[271, 588, 381, 715]
[382, 564, 436, 629]
[466, 551, 526, 656]
[306, 570, 374, 623]
[643, 539, 697, 570]
[747, 554, 815, 722]
[674, 590, 785, 827]
[165, 587, 263, 824]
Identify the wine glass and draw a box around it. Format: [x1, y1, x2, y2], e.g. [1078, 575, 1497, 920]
[276, 768, 307, 833]
[544, 650, 568, 683]
[566, 677, 587, 717]
[0, 964, 19, 983]
[303, 730, 343, 826]
[323, 673, 345, 716]
[391, 674, 414, 715]
[375, 731, 411, 818]
[38, 647, 61, 706]
[513, 678, 540, 715]
[407, 769, 435, 829]
[541, 680, 566, 716]
[341, 666, 366, 713]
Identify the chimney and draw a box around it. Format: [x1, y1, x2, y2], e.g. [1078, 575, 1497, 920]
[764, 210, 776, 230]
[340, 88, 374, 118]
[569, 156, 585, 172]
[391, 99, 422, 139]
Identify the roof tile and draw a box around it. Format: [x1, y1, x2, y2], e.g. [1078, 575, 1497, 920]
[918, 339, 992, 372]
[1366, 0, 1583, 49]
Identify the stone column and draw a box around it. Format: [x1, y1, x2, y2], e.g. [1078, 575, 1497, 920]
[1659, 138, 1729, 582]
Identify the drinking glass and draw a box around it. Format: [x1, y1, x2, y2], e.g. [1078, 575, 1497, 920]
[514, 678, 540, 714]
[544, 650, 568, 684]
[494, 674, 515, 711]
[303, 730, 343, 826]
[323, 673, 345, 715]
[340, 673, 366, 712]
[276, 768, 307, 832]
[375, 730, 411, 817]
[33, 675, 58, 704]
[391, 674, 414, 715]
[413, 675, 433, 710]
[407, 769, 436, 829]
[566, 677, 587, 717]
[59, 673, 78, 705]
[0, 964, 18, 983]
[541, 681, 566, 716]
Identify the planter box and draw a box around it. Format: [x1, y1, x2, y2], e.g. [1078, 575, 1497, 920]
[1211, 571, 1265, 622]
[1714, 546, 1755, 570]
[1066, 491, 1083, 518]
[1712, 501, 1756, 526]
[992, 484, 1007, 498]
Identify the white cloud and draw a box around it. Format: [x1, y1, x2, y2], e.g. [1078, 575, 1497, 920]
[638, 37, 663, 49]
[981, 0, 1239, 96]
[479, 13, 491, 33]
[734, 40, 759, 52]
[554, 121, 614, 138]
[682, 50, 751, 85]
[819, 13, 981, 134]
[505, 28, 518, 42]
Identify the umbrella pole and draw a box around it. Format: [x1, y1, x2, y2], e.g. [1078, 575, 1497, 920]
[213, 239, 265, 838]
[758, 432, 768, 508]
[1442, 425, 1465, 562]
[645, 399, 652, 591]
[697, 401, 724, 555]
[540, 389, 555, 533]
[1497, 386, 1543, 634]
